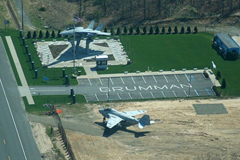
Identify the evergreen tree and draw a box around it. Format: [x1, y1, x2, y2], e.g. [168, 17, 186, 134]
[181, 27, 185, 34]
[174, 26, 178, 34]
[124, 27, 127, 35]
[136, 27, 140, 35]
[149, 26, 153, 34]
[33, 31, 37, 39]
[143, 26, 147, 34]
[39, 30, 43, 38]
[57, 30, 61, 37]
[221, 78, 226, 89]
[194, 26, 198, 33]
[155, 26, 159, 34]
[104, 27, 107, 33]
[117, 27, 121, 35]
[129, 27, 133, 35]
[51, 30, 55, 38]
[168, 26, 172, 34]
[216, 71, 221, 80]
[45, 30, 50, 38]
[111, 28, 115, 35]
[27, 31, 31, 39]
[162, 27, 165, 34]
[187, 26, 191, 34]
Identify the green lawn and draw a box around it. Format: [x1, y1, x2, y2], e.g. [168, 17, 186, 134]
[23, 95, 86, 114]
[99, 33, 240, 96]
[1, 29, 85, 85]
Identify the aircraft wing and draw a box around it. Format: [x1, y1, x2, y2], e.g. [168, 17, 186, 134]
[121, 110, 147, 116]
[106, 114, 123, 129]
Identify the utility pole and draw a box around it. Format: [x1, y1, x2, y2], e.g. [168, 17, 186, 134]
[108, 78, 110, 101]
[21, 0, 24, 36]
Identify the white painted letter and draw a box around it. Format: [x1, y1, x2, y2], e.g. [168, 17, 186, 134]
[154, 85, 168, 90]
[99, 87, 110, 92]
[112, 87, 124, 92]
[180, 83, 192, 88]
[125, 86, 137, 91]
[170, 84, 180, 89]
[139, 86, 152, 91]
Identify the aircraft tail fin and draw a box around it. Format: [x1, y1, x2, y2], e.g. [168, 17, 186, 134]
[87, 20, 95, 29]
[95, 22, 104, 31]
[138, 115, 152, 129]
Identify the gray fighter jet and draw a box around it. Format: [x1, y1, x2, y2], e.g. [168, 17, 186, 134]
[99, 108, 155, 129]
[60, 20, 111, 54]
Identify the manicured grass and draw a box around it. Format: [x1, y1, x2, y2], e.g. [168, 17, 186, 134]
[1, 29, 85, 85]
[23, 95, 86, 114]
[99, 33, 240, 96]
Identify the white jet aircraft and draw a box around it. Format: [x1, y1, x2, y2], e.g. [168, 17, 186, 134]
[99, 108, 155, 129]
[60, 20, 111, 54]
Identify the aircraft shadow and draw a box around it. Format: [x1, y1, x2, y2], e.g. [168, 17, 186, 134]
[95, 122, 150, 138]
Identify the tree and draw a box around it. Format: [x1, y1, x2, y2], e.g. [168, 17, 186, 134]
[143, 26, 147, 34]
[187, 26, 191, 34]
[57, 30, 61, 38]
[155, 26, 159, 34]
[33, 31, 37, 39]
[149, 26, 153, 34]
[51, 30, 55, 38]
[39, 30, 43, 38]
[45, 30, 50, 38]
[27, 31, 31, 39]
[116, 27, 121, 35]
[129, 27, 133, 35]
[174, 26, 178, 34]
[136, 27, 140, 35]
[110, 28, 115, 35]
[104, 27, 107, 33]
[161, 27, 165, 34]
[168, 26, 172, 34]
[216, 71, 221, 80]
[180, 27, 185, 34]
[124, 27, 127, 35]
[221, 78, 226, 89]
[194, 26, 198, 33]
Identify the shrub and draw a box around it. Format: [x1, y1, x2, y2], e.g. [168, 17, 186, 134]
[111, 28, 115, 35]
[161, 27, 165, 34]
[149, 26, 153, 34]
[33, 31, 37, 39]
[123, 27, 127, 35]
[212, 86, 221, 96]
[39, 30, 43, 38]
[180, 27, 185, 34]
[57, 30, 61, 37]
[136, 27, 140, 35]
[203, 71, 209, 78]
[129, 27, 133, 35]
[51, 30, 55, 38]
[222, 79, 226, 89]
[174, 26, 178, 34]
[116, 27, 121, 35]
[194, 26, 198, 33]
[27, 31, 31, 39]
[45, 30, 50, 38]
[168, 26, 172, 34]
[143, 26, 147, 34]
[104, 27, 107, 33]
[187, 26, 191, 34]
[216, 71, 221, 80]
[155, 26, 159, 34]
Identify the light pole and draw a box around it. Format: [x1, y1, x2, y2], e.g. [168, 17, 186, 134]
[108, 78, 110, 101]
[188, 74, 192, 97]
[21, 0, 24, 36]
[73, 23, 76, 73]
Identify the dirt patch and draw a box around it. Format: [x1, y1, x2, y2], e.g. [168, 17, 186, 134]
[65, 99, 240, 159]
[49, 45, 68, 59]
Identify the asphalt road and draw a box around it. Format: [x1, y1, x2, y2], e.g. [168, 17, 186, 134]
[0, 37, 40, 160]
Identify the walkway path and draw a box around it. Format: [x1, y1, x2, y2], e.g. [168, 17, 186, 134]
[6, 36, 35, 104]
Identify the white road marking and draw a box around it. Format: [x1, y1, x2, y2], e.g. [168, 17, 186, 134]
[174, 74, 179, 82]
[99, 78, 103, 85]
[30, 88, 35, 89]
[183, 90, 188, 97]
[120, 77, 125, 84]
[106, 93, 110, 100]
[95, 94, 99, 101]
[131, 77, 136, 84]
[33, 90, 65, 92]
[84, 95, 88, 103]
[117, 93, 121, 100]
[163, 75, 168, 83]
[153, 75, 158, 83]
[88, 78, 92, 86]
[110, 78, 114, 85]
[128, 93, 132, 99]
[173, 91, 177, 97]
[139, 92, 144, 99]
[185, 74, 190, 82]
[142, 76, 146, 84]
[0, 79, 27, 160]
[194, 89, 199, 96]
[161, 91, 166, 98]
[150, 92, 155, 98]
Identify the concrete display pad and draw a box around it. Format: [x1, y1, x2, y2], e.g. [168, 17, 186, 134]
[193, 104, 228, 115]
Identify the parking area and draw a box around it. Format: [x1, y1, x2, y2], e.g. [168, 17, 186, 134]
[77, 73, 215, 102]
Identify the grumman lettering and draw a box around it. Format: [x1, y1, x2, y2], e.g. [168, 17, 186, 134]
[139, 86, 153, 91]
[180, 83, 192, 88]
[170, 85, 180, 89]
[99, 87, 110, 92]
[112, 87, 124, 92]
[154, 85, 168, 90]
[125, 86, 137, 91]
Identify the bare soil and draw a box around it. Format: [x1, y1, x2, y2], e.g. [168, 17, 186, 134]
[64, 99, 240, 160]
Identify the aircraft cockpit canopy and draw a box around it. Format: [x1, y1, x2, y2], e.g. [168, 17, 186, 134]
[104, 108, 112, 111]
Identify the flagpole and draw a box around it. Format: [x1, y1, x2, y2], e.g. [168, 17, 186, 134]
[73, 20, 76, 73]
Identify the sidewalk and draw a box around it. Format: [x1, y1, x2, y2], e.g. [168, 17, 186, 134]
[6, 36, 35, 105]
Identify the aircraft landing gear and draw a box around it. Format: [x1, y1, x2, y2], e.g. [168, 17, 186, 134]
[103, 117, 107, 123]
